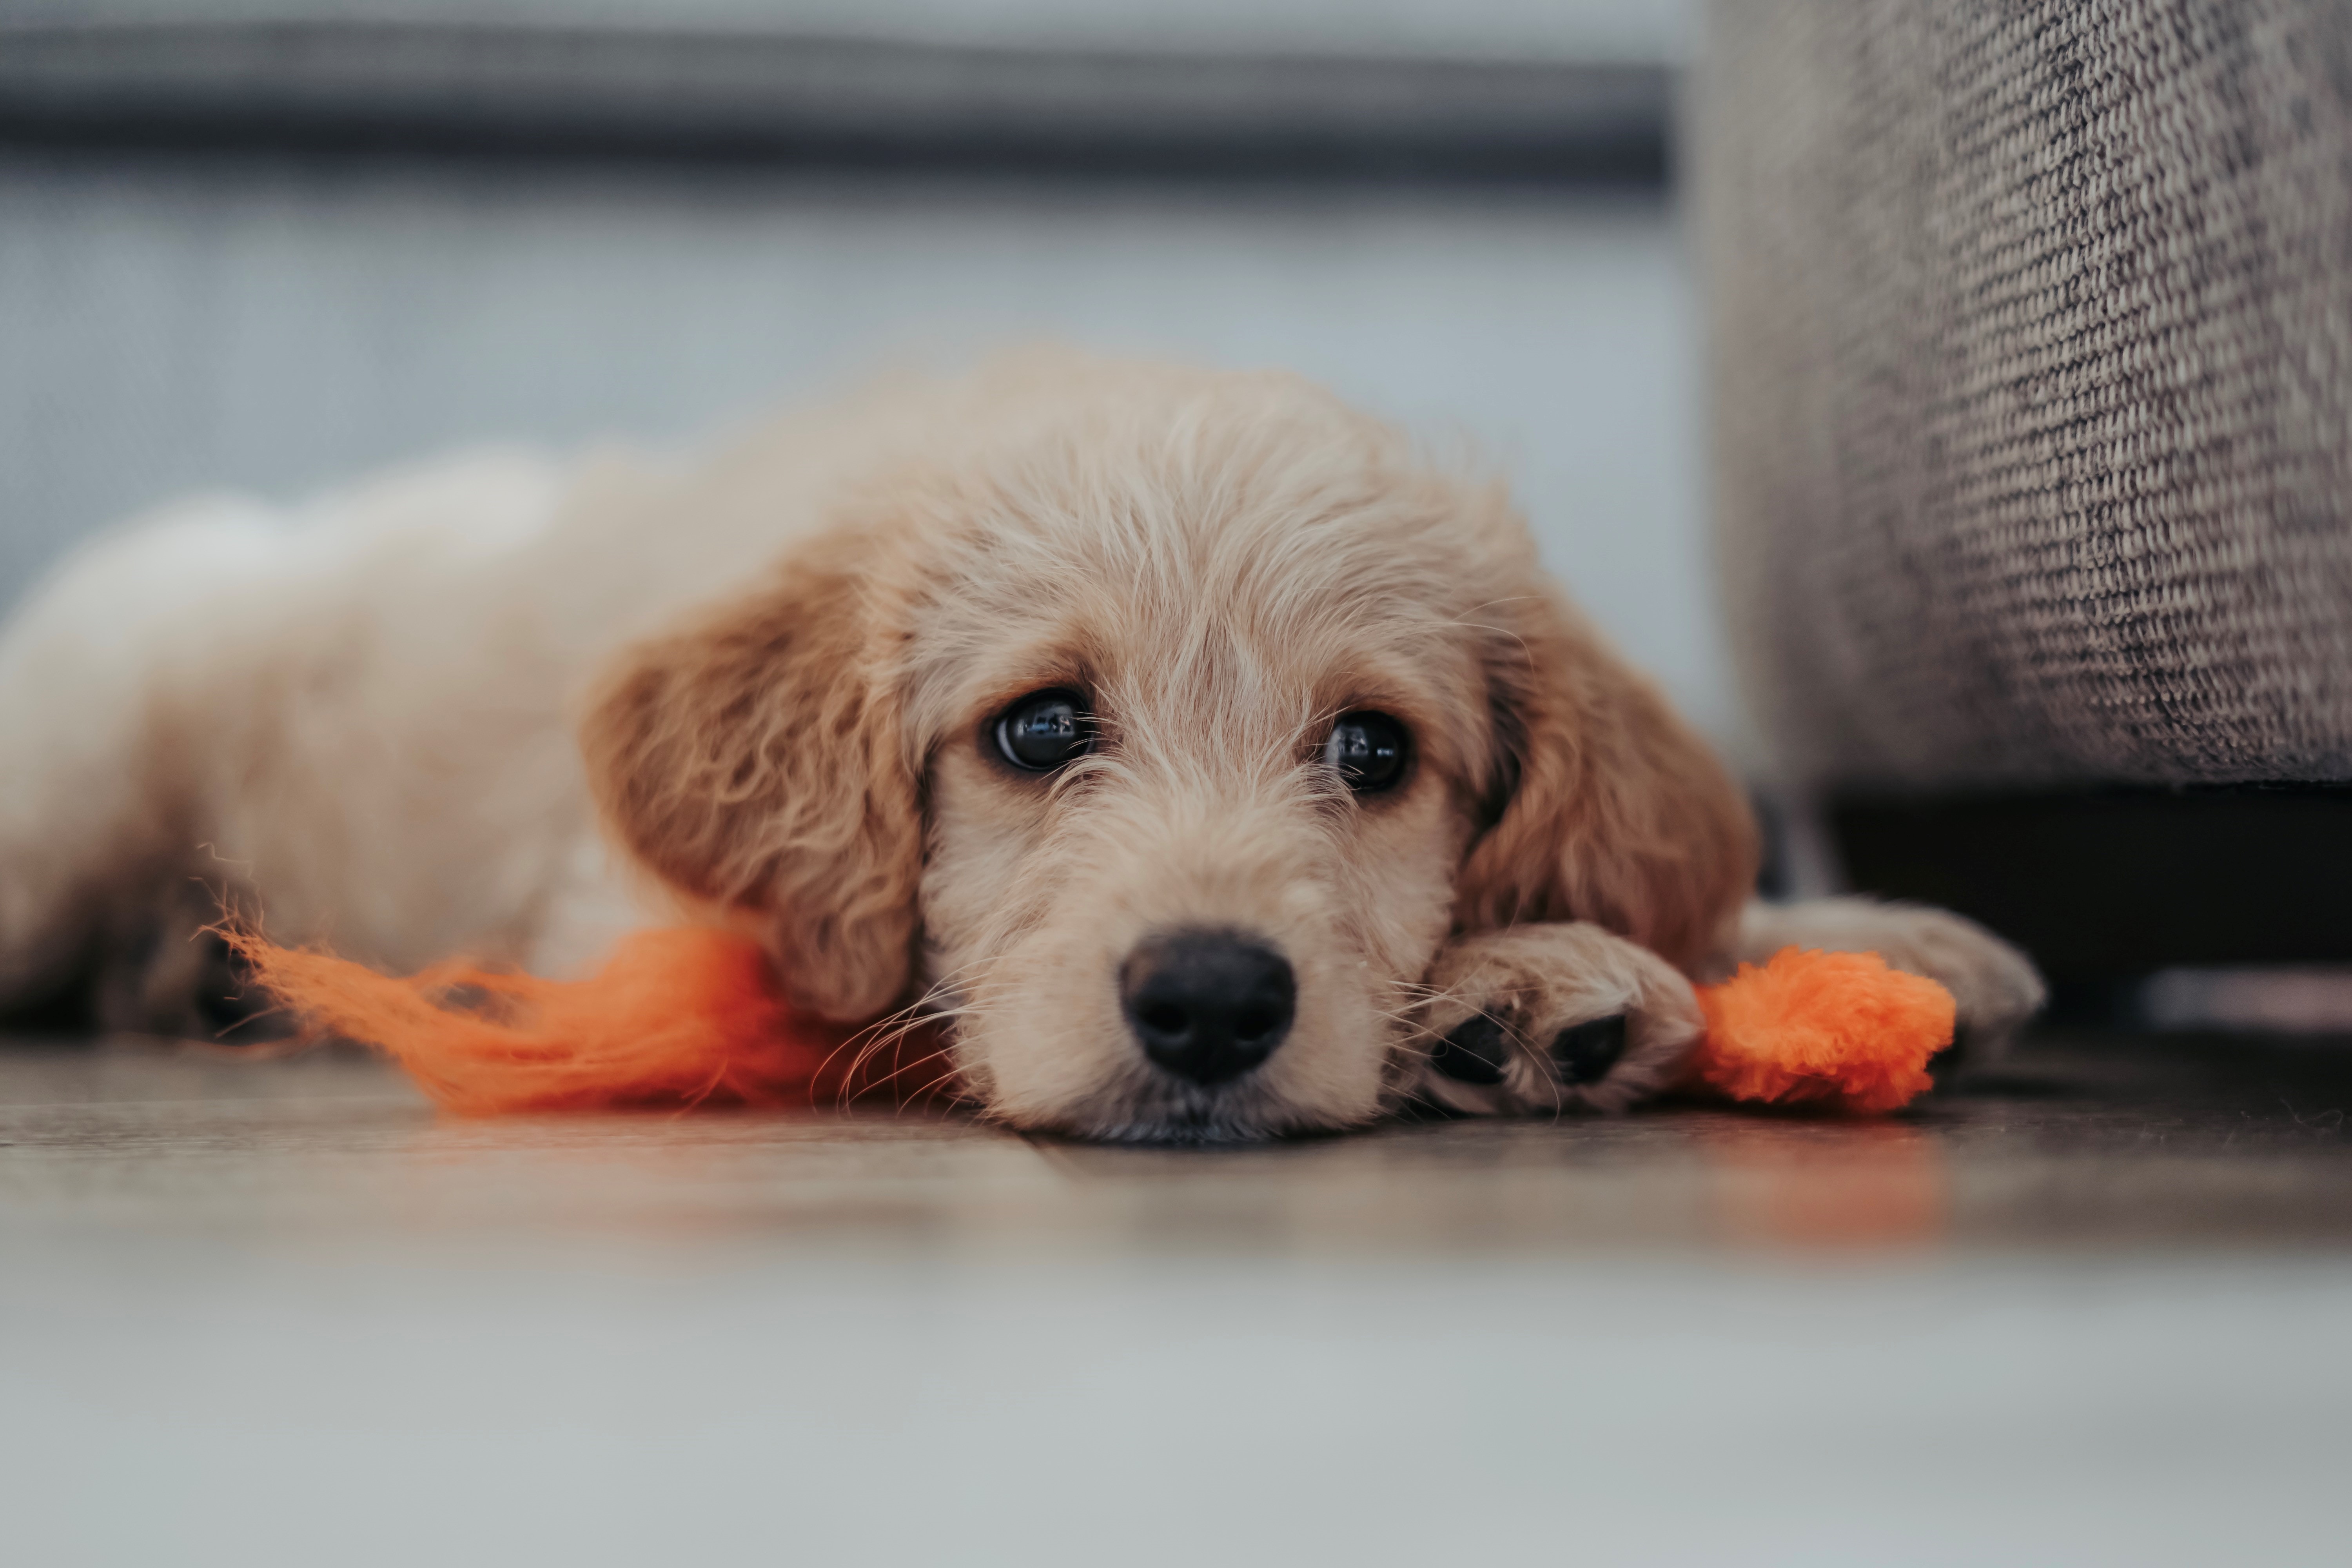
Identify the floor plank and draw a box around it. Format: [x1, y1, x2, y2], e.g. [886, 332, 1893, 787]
[7, 1031, 2349, 1564]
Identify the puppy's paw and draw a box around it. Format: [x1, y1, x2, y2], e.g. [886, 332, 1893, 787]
[1739, 898, 2047, 1062]
[1408, 924, 1705, 1116]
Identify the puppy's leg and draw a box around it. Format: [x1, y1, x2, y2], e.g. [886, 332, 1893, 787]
[0, 501, 280, 1015]
[1408, 923, 1705, 1115]
[1737, 898, 2047, 1060]
[0, 495, 337, 1032]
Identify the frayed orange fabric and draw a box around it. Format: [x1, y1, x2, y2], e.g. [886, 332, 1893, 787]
[225, 925, 881, 1115]
[1688, 946, 1954, 1114]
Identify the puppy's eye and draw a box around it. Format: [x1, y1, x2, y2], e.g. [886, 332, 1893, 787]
[995, 689, 1094, 771]
[1324, 711, 1408, 793]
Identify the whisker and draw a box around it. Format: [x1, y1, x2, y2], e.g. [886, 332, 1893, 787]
[812, 950, 1006, 1088]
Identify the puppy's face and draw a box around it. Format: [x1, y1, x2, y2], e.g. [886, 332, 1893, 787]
[907, 486, 1496, 1140]
[586, 366, 1753, 1140]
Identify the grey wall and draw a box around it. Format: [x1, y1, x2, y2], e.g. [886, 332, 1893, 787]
[0, 154, 1739, 752]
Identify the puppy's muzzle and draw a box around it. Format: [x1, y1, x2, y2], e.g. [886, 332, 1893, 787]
[1119, 929, 1295, 1086]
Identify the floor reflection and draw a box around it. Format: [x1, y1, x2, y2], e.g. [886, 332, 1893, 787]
[1697, 1116, 1947, 1248]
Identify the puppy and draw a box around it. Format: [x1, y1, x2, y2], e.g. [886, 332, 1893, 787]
[0, 353, 2041, 1140]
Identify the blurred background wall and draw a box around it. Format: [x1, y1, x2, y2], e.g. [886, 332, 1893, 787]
[0, 0, 1735, 750]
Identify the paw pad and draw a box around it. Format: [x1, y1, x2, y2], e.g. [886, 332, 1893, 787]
[1550, 1014, 1628, 1085]
[1430, 1014, 1509, 1084]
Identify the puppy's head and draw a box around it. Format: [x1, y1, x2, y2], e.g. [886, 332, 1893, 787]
[584, 364, 1754, 1139]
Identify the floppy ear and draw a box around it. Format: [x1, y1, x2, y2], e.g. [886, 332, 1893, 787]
[579, 532, 922, 1022]
[1454, 588, 1758, 973]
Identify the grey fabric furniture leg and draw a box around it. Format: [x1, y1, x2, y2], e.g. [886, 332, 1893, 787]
[1697, 1, 2352, 979]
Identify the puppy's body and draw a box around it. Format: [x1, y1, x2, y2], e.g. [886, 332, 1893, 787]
[0, 355, 2040, 1137]
[0, 364, 1082, 1003]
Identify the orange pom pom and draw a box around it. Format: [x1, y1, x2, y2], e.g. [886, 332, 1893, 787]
[225, 925, 875, 1115]
[1689, 947, 1955, 1114]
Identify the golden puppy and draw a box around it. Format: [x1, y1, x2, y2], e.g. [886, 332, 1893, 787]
[0, 353, 2040, 1139]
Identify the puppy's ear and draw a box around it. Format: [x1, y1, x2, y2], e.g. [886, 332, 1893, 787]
[1454, 589, 1757, 973]
[580, 534, 920, 1021]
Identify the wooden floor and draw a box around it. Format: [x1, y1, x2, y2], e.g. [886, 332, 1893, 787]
[7, 1030, 2350, 1563]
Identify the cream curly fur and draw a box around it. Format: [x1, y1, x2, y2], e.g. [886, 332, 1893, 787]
[0, 352, 2039, 1138]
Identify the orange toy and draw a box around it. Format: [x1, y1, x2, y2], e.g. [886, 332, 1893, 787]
[1684, 946, 1954, 1113]
[225, 925, 884, 1114]
[231, 929, 1954, 1118]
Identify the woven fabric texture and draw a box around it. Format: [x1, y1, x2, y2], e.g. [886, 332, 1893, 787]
[1697, 1, 2352, 788]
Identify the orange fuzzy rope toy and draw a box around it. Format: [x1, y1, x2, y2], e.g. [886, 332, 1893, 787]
[1685, 947, 1954, 1113]
[225, 926, 871, 1114]
[230, 929, 1955, 1117]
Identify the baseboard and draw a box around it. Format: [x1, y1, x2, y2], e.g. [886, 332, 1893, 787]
[0, 19, 1668, 185]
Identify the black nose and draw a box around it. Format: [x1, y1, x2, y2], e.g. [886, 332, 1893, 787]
[1120, 930, 1296, 1086]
